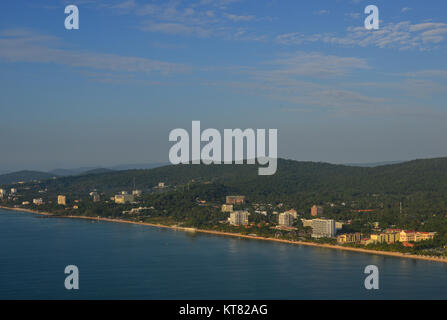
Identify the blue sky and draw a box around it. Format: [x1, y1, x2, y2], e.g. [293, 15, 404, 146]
[0, 0, 446, 171]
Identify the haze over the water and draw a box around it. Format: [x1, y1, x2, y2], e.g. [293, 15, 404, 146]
[1, 1, 446, 171]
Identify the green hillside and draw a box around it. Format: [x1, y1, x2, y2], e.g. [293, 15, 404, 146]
[24, 157, 447, 197]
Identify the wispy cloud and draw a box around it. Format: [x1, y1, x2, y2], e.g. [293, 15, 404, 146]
[0, 29, 189, 75]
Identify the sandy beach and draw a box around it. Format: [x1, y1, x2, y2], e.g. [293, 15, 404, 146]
[2, 205, 447, 264]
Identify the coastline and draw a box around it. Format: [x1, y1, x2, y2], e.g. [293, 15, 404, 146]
[2, 205, 447, 264]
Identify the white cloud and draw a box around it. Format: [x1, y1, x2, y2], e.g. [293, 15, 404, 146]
[276, 21, 447, 50]
[224, 13, 255, 22]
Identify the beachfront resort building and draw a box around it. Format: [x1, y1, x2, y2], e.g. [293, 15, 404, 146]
[229, 211, 249, 226]
[311, 218, 336, 238]
[278, 212, 295, 227]
[311, 205, 323, 217]
[337, 232, 362, 244]
[10, 188, 17, 194]
[226, 196, 246, 205]
[399, 230, 436, 242]
[0, 189, 6, 198]
[367, 229, 436, 244]
[57, 195, 67, 206]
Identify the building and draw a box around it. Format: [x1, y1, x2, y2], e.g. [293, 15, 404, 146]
[10, 188, 17, 194]
[415, 232, 436, 241]
[114, 194, 135, 204]
[93, 194, 101, 202]
[57, 195, 67, 206]
[226, 196, 246, 205]
[383, 229, 401, 243]
[399, 230, 436, 242]
[33, 198, 44, 205]
[311, 218, 336, 238]
[335, 221, 344, 231]
[158, 182, 165, 188]
[278, 212, 294, 227]
[0, 189, 6, 198]
[361, 238, 374, 246]
[301, 219, 313, 228]
[221, 204, 234, 213]
[22, 201, 30, 205]
[132, 190, 142, 197]
[283, 209, 297, 219]
[337, 233, 362, 244]
[399, 230, 415, 242]
[311, 205, 323, 217]
[229, 211, 249, 226]
[370, 233, 385, 243]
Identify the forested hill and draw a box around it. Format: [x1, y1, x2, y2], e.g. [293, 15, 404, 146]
[0, 170, 57, 185]
[10, 157, 447, 197]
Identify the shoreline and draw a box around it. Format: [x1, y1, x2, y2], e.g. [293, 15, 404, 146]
[2, 205, 447, 264]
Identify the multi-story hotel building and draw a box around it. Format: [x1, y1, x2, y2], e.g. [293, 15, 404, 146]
[311, 218, 336, 238]
[278, 212, 294, 227]
[229, 211, 249, 226]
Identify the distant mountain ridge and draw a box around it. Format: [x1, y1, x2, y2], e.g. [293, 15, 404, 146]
[344, 160, 404, 167]
[0, 163, 170, 185]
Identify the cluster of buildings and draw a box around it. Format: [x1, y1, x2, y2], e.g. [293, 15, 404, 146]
[0, 188, 17, 199]
[114, 192, 135, 204]
[337, 229, 436, 245]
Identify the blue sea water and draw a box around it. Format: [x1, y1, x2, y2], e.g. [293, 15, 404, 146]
[1, 209, 446, 300]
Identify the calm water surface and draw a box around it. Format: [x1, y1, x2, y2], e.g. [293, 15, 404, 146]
[1, 209, 446, 299]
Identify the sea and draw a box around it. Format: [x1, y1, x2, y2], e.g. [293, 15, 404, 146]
[1, 208, 446, 300]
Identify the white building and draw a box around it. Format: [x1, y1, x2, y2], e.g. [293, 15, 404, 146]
[229, 211, 249, 226]
[278, 212, 294, 227]
[0, 189, 6, 198]
[10, 188, 17, 194]
[311, 219, 336, 238]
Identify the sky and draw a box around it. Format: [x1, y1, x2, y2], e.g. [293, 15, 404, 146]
[0, 0, 446, 172]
